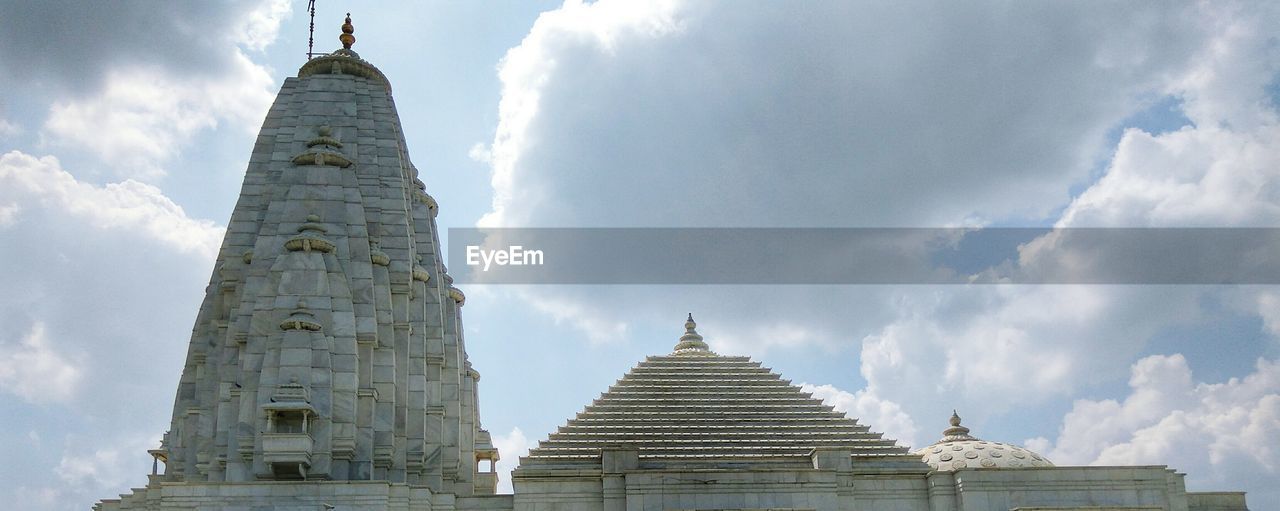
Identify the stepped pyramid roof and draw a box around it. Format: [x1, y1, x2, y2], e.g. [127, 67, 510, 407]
[524, 316, 919, 465]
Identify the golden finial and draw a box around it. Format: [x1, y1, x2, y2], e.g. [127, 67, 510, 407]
[339, 13, 356, 50]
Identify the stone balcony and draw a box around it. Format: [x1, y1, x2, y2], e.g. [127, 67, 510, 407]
[474, 471, 498, 495]
[262, 433, 314, 466]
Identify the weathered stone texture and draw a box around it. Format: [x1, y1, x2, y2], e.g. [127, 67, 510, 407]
[123, 47, 491, 500]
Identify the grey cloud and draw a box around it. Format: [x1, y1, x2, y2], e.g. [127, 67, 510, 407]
[0, 0, 271, 94]
[498, 1, 1210, 228]
[478, 0, 1251, 395]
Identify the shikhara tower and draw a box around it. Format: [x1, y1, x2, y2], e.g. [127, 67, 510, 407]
[98, 15, 1248, 511]
[105, 16, 497, 505]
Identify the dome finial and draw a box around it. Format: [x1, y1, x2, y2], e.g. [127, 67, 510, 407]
[942, 409, 973, 440]
[673, 313, 710, 354]
[340, 13, 356, 50]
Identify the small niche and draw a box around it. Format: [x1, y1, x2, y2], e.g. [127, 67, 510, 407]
[271, 410, 308, 434]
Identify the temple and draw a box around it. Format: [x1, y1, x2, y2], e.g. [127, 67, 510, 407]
[95, 16, 1248, 511]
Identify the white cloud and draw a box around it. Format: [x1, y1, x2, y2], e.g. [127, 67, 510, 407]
[1039, 354, 1280, 502]
[481, 0, 688, 228]
[1257, 291, 1280, 338]
[236, 0, 292, 53]
[0, 116, 20, 137]
[468, 142, 493, 164]
[11, 487, 58, 508]
[850, 286, 1206, 427]
[48, 434, 162, 506]
[1056, 2, 1280, 229]
[520, 288, 629, 344]
[58, 446, 127, 489]
[41, 50, 275, 180]
[1168, 3, 1280, 133]
[493, 427, 534, 494]
[1059, 125, 1280, 228]
[0, 149, 221, 509]
[803, 383, 919, 448]
[0, 322, 82, 404]
[0, 203, 19, 227]
[711, 321, 837, 356]
[0, 151, 225, 257]
[5, 1, 291, 182]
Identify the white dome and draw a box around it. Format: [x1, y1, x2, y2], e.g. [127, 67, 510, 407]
[913, 412, 1053, 471]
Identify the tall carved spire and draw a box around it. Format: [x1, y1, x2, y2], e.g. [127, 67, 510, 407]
[147, 18, 487, 495]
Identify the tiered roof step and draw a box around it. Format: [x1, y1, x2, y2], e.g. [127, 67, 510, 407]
[615, 378, 793, 386]
[545, 435, 885, 443]
[557, 423, 872, 432]
[618, 372, 782, 379]
[536, 441, 896, 451]
[573, 407, 834, 414]
[608, 384, 797, 391]
[641, 355, 755, 363]
[590, 392, 818, 399]
[526, 452, 814, 461]
[638, 362, 758, 367]
[528, 444, 910, 459]
[600, 393, 807, 400]
[633, 367, 769, 372]
[593, 396, 827, 404]
[538, 439, 901, 449]
[566, 412, 854, 421]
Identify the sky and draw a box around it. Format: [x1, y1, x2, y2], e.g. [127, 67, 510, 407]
[1, 1, 1279, 509]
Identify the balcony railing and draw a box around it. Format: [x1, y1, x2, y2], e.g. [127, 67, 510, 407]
[262, 433, 314, 465]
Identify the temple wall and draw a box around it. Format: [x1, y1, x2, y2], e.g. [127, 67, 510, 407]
[513, 471, 604, 511]
[96, 483, 521, 511]
[95, 467, 1248, 511]
[1186, 492, 1249, 511]
[513, 465, 932, 511]
[95, 481, 437, 511]
[509, 462, 1246, 511]
[943, 466, 1195, 511]
[512, 449, 933, 511]
[624, 470, 843, 511]
[849, 473, 932, 511]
